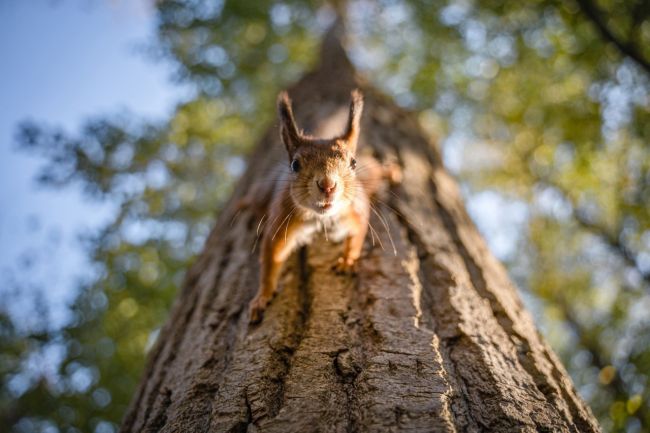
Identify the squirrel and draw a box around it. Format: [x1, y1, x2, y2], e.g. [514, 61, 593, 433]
[247, 89, 400, 324]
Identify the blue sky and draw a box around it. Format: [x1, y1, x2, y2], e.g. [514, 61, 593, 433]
[0, 0, 186, 328]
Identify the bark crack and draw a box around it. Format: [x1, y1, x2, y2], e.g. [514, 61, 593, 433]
[430, 186, 597, 432]
[227, 389, 253, 433]
[135, 286, 201, 432]
[199, 239, 233, 325]
[144, 387, 172, 433]
[388, 193, 478, 432]
[264, 246, 312, 420]
[341, 261, 376, 433]
[333, 348, 361, 433]
[542, 347, 599, 432]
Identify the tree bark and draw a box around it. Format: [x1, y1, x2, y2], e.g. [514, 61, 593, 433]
[120, 28, 601, 433]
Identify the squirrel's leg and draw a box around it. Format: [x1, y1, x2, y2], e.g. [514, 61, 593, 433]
[249, 214, 300, 324]
[334, 209, 369, 273]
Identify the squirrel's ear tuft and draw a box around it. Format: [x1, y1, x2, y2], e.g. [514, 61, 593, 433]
[341, 89, 364, 153]
[277, 91, 302, 158]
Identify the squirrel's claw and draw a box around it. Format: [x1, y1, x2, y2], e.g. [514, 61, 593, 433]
[333, 256, 358, 275]
[249, 295, 270, 325]
[385, 162, 403, 185]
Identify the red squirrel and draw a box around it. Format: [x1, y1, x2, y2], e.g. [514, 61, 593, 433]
[248, 90, 399, 324]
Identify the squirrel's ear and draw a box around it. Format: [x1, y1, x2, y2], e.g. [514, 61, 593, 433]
[340, 89, 364, 153]
[277, 91, 302, 158]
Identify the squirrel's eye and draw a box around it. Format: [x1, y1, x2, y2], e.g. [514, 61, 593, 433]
[350, 158, 357, 170]
[291, 159, 301, 173]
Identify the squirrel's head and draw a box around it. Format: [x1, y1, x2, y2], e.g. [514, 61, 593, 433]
[277, 90, 364, 216]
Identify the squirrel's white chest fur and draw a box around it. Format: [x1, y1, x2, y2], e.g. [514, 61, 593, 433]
[295, 214, 349, 247]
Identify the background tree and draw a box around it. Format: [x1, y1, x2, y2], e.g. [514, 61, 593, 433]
[1, 0, 648, 432]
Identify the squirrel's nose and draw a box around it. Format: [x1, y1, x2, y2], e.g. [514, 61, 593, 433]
[317, 178, 337, 195]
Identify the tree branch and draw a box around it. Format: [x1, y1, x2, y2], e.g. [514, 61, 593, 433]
[540, 179, 650, 287]
[576, 0, 650, 75]
[557, 297, 648, 423]
[571, 209, 650, 286]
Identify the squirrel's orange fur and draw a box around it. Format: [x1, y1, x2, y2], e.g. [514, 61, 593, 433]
[248, 90, 398, 324]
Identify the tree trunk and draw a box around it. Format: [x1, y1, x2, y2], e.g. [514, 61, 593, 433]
[120, 28, 600, 433]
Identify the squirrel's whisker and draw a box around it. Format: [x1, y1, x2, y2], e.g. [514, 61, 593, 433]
[256, 214, 267, 236]
[369, 202, 397, 256]
[367, 220, 384, 251]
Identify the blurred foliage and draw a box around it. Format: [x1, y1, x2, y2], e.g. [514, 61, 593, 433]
[1, 0, 648, 432]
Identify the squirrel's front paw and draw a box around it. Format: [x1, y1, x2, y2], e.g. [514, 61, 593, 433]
[249, 295, 270, 325]
[333, 256, 358, 274]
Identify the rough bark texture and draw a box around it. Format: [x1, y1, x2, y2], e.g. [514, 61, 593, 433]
[121, 29, 600, 433]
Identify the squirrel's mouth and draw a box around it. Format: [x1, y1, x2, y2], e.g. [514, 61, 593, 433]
[315, 202, 333, 213]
